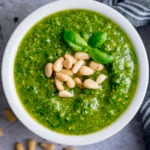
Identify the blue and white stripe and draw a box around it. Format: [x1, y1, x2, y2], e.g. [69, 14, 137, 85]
[140, 99, 150, 130]
[116, 1, 150, 20]
[99, 0, 150, 26]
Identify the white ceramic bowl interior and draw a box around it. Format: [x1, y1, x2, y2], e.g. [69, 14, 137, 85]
[2, 0, 149, 145]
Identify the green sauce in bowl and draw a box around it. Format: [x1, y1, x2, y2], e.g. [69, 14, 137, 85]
[14, 9, 138, 135]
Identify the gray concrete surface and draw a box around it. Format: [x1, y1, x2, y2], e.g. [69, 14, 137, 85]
[0, 0, 149, 150]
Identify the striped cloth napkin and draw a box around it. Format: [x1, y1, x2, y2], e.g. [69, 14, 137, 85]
[96, 0, 150, 149]
[100, 0, 150, 27]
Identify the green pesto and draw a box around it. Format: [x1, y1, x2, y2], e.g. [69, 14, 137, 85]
[14, 9, 138, 135]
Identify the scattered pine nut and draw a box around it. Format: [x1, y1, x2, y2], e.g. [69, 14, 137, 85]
[60, 69, 73, 76]
[89, 61, 104, 71]
[66, 77, 75, 88]
[59, 90, 73, 97]
[27, 139, 36, 150]
[64, 54, 77, 64]
[53, 57, 64, 72]
[78, 66, 94, 76]
[96, 74, 107, 84]
[63, 56, 73, 69]
[55, 72, 69, 82]
[55, 78, 64, 91]
[15, 143, 24, 150]
[72, 60, 85, 74]
[74, 77, 82, 88]
[74, 52, 89, 60]
[39, 142, 47, 149]
[40, 142, 55, 150]
[83, 79, 99, 89]
[0, 128, 4, 137]
[63, 147, 75, 150]
[44, 63, 53, 78]
[5, 108, 16, 123]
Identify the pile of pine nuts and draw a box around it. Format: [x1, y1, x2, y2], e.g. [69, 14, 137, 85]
[45, 52, 107, 97]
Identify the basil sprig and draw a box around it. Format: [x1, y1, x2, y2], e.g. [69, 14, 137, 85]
[63, 30, 114, 64]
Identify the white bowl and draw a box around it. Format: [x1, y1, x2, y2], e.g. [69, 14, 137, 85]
[1, 0, 149, 145]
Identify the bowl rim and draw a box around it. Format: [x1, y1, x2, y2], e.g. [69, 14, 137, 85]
[1, 0, 149, 145]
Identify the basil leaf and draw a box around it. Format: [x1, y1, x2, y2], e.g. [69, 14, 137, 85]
[63, 30, 88, 51]
[88, 47, 114, 64]
[88, 32, 107, 48]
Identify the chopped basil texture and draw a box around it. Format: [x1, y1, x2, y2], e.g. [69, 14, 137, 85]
[14, 9, 138, 135]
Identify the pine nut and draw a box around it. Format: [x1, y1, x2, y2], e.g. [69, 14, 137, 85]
[63, 148, 75, 150]
[53, 57, 64, 72]
[72, 60, 85, 74]
[40, 142, 55, 150]
[89, 61, 104, 71]
[60, 69, 73, 76]
[5, 108, 16, 123]
[39, 143, 47, 150]
[66, 77, 75, 88]
[64, 54, 77, 64]
[83, 79, 99, 89]
[79, 66, 94, 76]
[59, 90, 73, 97]
[0, 128, 4, 137]
[74, 77, 82, 88]
[96, 74, 107, 84]
[15, 143, 24, 150]
[44, 63, 53, 78]
[55, 72, 69, 81]
[63, 56, 73, 69]
[74, 52, 90, 60]
[55, 78, 64, 91]
[27, 139, 36, 150]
